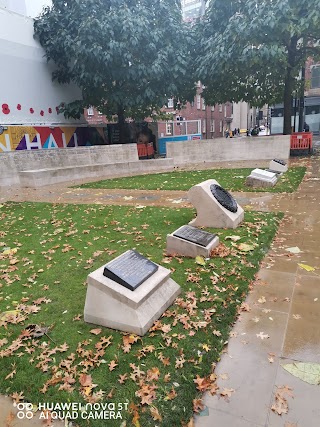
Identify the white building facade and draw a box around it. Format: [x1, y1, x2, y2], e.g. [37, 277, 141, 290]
[181, 0, 206, 21]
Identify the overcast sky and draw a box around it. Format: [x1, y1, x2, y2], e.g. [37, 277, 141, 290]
[26, 0, 52, 17]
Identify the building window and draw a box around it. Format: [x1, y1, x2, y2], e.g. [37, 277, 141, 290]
[98, 110, 103, 115]
[167, 98, 174, 108]
[166, 122, 172, 135]
[211, 105, 215, 112]
[219, 104, 222, 112]
[202, 119, 206, 133]
[87, 106, 94, 116]
[219, 120, 223, 132]
[202, 98, 206, 110]
[210, 120, 215, 133]
[224, 105, 227, 117]
[311, 65, 320, 88]
[196, 95, 201, 109]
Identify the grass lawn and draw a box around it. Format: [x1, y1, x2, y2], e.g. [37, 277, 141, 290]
[76, 167, 306, 193]
[0, 202, 283, 426]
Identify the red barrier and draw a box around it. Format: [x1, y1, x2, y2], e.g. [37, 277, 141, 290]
[137, 143, 154, 159]
[290, 132, 312, 152]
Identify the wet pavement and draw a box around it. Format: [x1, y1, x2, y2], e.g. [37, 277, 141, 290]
[195, 154, 320, 427]
[0, 153, 319, 427]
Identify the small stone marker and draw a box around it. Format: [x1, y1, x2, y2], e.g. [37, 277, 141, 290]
[188, 179, 244, 229]
[174, 225, 216, 246]
[167, 225, 219, 257]
[246, 168, 278, 188]
[84, 250, 180, 336]
[269, 158, 288, 173]
[103, 250, 158, 291]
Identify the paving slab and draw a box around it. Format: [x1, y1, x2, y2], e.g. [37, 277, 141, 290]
[265, 358, 320, 427]
[199, 307, 288, 426]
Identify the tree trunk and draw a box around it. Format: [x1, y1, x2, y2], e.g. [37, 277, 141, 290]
[298, 65, 305, 132]
[283, 77, 293, 134]
[117, 105, 126, 144]
[283, 37, 298, 135]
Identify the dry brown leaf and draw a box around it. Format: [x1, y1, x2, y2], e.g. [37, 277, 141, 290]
[271, 401, 288, 415]
[146, 367, 160, 381]
[108, 360, 118, 371]
[150, 406, 162, 421]
[5, 369, 16, 380]
[118, 374, 128, 384]
[192, 398, 204, 413]
[165, 386, 177, 401]
[90, 328, 102, 335]
[11, 391, 24, 403]
[193, 375, 211, 391]
[271, 385, 293, 416]
[135, 383, 157, 405]
[164, 373, 171, 383]
[5, 411, 15, 427]
[239, 302, 251, 312]
[79, 373, 92, 387]
[220, 388, 235, 398]
[182, 419, 194, 427]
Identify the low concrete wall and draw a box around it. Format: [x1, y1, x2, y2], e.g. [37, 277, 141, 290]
[18, 158, 174, 187]
[166, 136, 290, 166]
[0, 145, 139, 186]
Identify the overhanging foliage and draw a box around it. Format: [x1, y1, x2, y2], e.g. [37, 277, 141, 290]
[34, 0, 196, 126]
[197, 0, 320, 134]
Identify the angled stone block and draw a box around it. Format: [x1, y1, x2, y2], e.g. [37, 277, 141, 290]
[187, 179, 244, 229]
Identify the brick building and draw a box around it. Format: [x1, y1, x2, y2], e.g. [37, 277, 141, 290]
[157, 84, 233, 139]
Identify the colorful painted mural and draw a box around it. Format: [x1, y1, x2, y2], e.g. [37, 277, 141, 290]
[0, 126, 107, 153]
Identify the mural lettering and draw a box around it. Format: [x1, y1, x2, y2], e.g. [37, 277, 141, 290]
[0, 127, 95, 152]
[0, 134, 11, 152]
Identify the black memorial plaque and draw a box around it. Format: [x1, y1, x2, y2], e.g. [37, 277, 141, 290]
[273, 159, 286, 166]
[210, 184, 238, 213]
[173, 225, 216, 247]
[103, 250, 158, 291]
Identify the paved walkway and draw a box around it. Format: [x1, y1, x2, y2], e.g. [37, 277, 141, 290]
[0, 154, 319, 427]
[195, 155, 320, 427]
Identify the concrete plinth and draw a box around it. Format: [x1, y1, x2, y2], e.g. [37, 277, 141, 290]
[246, 168, 278, 188]
[84, 264, 180, 336]
[167, 226, 219, 258]
[188, 179, 244, 229]
[269, 159, 288, 173]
